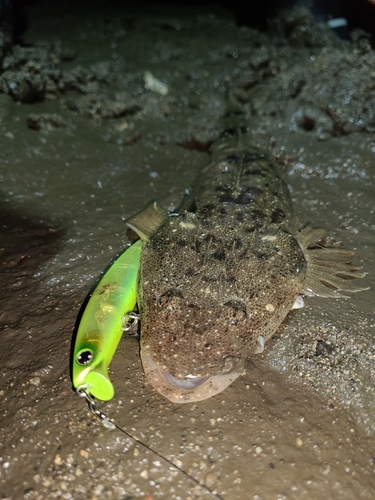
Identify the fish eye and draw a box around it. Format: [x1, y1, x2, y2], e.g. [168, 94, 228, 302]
[223, 299, 247, 324]
[157, 289, 183, 309]
[76, 349, 94, 365]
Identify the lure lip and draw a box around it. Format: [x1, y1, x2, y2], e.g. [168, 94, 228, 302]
[73, 360, 115, 401]
[141, 352, 241, 403]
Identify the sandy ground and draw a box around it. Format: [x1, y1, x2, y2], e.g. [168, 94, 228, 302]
[0, 1, 374, 499]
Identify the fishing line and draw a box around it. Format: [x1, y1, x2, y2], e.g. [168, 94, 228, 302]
[78, 389, 225, 500]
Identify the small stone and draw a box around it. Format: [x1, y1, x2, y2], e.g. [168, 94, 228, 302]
[296, 437, 303, 447]
[255, 446, 262, 454]
[93, 484, 104, 495]
[79, 449, 89, 459]
[144, 71, 168, 95]
[29, 377, 40, 386]
[205, 472, 216, 483]
[322, 465, 331, 475]
[140, 469, 148, 479]
[54, 454, 62, 465]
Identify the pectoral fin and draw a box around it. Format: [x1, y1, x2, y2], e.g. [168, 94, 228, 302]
[298, 225, 368, 298]
[127, 202, 168, 242]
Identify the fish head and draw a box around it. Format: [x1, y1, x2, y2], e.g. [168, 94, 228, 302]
[138, 217, 307, 403]
[140, 291, 249, 403]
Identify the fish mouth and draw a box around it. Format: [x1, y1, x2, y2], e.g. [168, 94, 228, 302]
[140, 352, 241, 403]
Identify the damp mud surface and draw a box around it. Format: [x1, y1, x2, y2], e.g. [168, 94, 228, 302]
[1, 1, 375, 499]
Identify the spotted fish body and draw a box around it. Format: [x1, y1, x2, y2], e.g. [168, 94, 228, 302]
[130, 111, 366, 404]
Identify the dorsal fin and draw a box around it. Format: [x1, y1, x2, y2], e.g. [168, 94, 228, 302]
[126, 202, 168, 242]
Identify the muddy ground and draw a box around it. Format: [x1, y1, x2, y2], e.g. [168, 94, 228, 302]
[0, 1, 374, 499]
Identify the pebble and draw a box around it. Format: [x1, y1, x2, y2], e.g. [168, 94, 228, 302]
[296, 437, 303, 447]
[144, 71, 169, 95]
[255, 447, 263, 454]
[205, 472, 216, 483]
[93, 484, 104, 495]
[140, 469, 149, 479]
[322, 465, 331, 475]
[29, 377, 40, 386]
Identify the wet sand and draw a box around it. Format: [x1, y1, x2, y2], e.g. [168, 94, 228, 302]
[1, 1, 374, 499]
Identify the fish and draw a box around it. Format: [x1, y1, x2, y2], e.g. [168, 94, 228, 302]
[127, 97, 367, 404]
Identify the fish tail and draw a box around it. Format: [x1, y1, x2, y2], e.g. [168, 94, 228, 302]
[209, 89, 248, 167]
[220, 88, 247, 137]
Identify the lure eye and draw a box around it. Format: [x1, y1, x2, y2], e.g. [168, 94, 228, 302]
[76, 349, 94, 365]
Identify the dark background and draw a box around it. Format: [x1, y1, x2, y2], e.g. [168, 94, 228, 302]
[5, 0, 375, 39]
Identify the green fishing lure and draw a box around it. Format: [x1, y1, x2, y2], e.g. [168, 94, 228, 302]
[72, 239, 143, 401]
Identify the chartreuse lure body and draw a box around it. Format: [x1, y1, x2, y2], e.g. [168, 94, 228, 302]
[72, 239, 143, 401]
[72, 203, 168, 401]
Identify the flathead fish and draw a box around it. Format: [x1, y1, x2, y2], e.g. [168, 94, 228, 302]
[127, 102, 367, 403]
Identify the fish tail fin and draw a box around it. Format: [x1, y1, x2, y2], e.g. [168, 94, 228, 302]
[298, 225, 368, 298]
